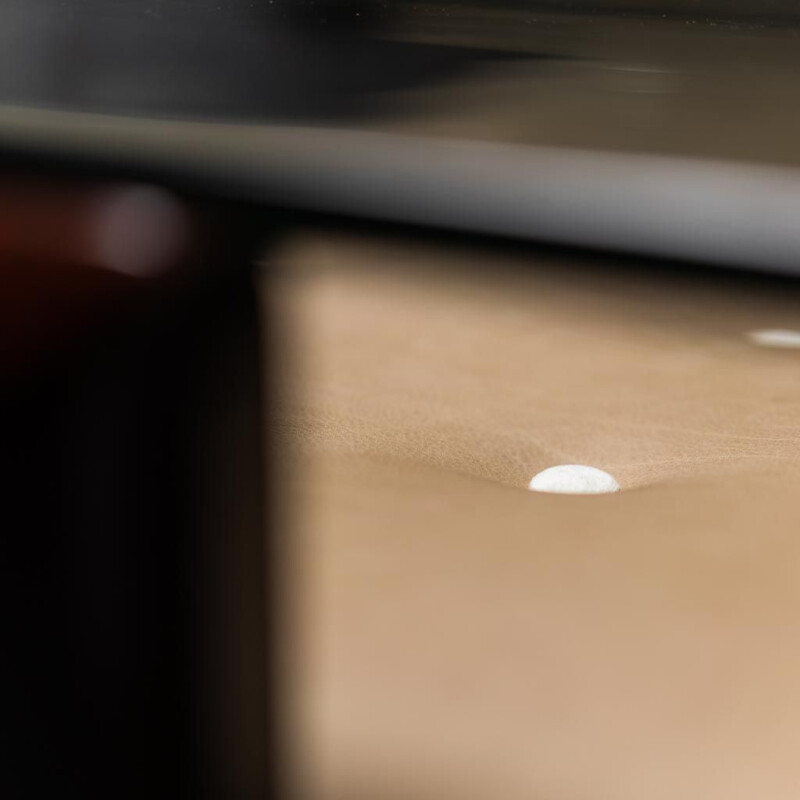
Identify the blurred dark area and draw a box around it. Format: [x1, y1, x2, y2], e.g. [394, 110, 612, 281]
[0, 0, 795, 119]
[1, 193, 272, 798]
[0, 1, 523, 120]
[3, 0, 800, 165]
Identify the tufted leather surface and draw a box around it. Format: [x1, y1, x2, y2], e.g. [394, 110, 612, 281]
[268, 232, 800, 799]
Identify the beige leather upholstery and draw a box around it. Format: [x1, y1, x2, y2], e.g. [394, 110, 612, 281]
[269, 233, 800, 800]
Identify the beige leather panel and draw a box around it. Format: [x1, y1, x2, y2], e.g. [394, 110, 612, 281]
[275, 234, 800, 490]
[269, 234, 800, 800]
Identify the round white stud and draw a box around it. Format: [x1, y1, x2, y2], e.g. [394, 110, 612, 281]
[747, 329, 800, 349]
[528, 465, 620, 495]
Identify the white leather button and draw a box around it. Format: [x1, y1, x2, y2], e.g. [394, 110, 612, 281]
[529, 465, 620, 495]
[748, 329, 800, 349]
